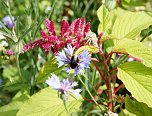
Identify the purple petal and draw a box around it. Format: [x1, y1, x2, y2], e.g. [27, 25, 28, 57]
[70, 89, 82, 98]
[46, 74, 61, 90]
[69, 82, 78, 88]
[64, 44, 75, 56]
[55, 50, 70, 67]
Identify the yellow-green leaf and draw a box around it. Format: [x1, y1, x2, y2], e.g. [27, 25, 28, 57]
[118, 61, 152, 107]
[17, 88, 83, 116]
[37, 58, 63, 83]
[112, 11, 152, 39]
[125, 95, 152, 116]
[0, 92, 29, 116]
[97, 5, 111, 34]
[112, 39, 152, 68]
[74, 45, 99, 55]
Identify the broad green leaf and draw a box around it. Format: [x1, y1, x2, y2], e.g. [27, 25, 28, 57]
[112, 39, 152, 68]
[112, 11, 152, 39]
[74, 45, 99, 55]
[101, 35, 120, 43]
[118, 61, 152, 107]
[125, 95, 152, 116]
[17, 87, 83, 116]
[37, 58, 63, 83]
[0, 92, 29, 116]
[97, 5, 111, 34]
[122, 0, 145, 7]
[119, 109, 136, 116]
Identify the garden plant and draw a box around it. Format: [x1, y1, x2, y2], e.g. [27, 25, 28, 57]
[0, 0, 152, 116]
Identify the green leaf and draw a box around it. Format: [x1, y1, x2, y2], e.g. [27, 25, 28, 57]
[37, 58, 63, 83]
[118, 61, 152, 107]
[112, 39, 152, 68]
[12, 40, 24, 54]
[19, 22, 37, 40]
[125, 95, 152, 116]
[0, 30, 13, 40]
[74, 45, 99, 55]
[97, 5, 111, 34]
[0, 92, 29, 116]
[17, 88, 83, 116]
[112, 11, 152, 39]
[33, 16, 46, 38]
[119, 109, 136, 116]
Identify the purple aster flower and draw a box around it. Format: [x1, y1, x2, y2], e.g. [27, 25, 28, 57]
[2, 16, 16, 28]
[55, 45, 90, 76]
[46, 74, 81, 98]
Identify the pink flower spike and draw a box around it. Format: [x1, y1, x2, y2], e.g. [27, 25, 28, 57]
[84, 22, 90, 35]
[23, 39, 42, 52]
[45, 19, 55, 35]
[80, 17, 86, 32]
[40, 31, 48, 39]
[74, 19, 81, 36]
[48, 36, 58, 42]
[6, 49, 14, 55]
[60, 20, 69, 37]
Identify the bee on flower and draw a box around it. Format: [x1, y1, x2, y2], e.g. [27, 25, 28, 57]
[55, 45, 90, 76]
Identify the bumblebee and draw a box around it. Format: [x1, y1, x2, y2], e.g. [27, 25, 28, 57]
[70, 55, 79, 69]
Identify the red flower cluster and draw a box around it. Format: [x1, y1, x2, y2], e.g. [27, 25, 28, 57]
[6, 49, 14, 55]
[23, 17, 91, 55]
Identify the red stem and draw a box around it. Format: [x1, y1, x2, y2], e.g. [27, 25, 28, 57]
[113, 83, 124, 94]
[109, 67, 117, 73]
[105, 78, 113, 111]
[107, 52, 113, 66]
[92, 61, 105, 81]
[101, 55, 113, 111]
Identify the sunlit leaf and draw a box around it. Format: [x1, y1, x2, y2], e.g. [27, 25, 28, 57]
[97, 5, 111, 34]
[118, 61, 152, 107]
[125, 95, 152, 116]
[37, 58, 63, 83]
[0, 92, 29, 116]
[112, 11, 152, 39]
[112, 39, 152, 68]
[17, 87, 83, 116]
[75, 45, 99, 55]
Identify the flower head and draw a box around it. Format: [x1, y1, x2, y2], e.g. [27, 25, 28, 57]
[46, 74, 81, 98]
[6, 49, 14, 55]
[55, 45, 90, 76]
[22, 17, 99, 55]
[2, 16, 16, 28]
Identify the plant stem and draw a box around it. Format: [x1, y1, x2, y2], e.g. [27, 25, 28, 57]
[102, 54, 113, 111]
[114, 83, 124, 94]
[16, 54, 23, 81]
[30, 59, 36, 96]
[78, 75, 104, 111]
[105, 77, 113, 111]
[63, 99, 70, 116]
[83, 98, 108, 107]
[92, 61, 105, 81]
